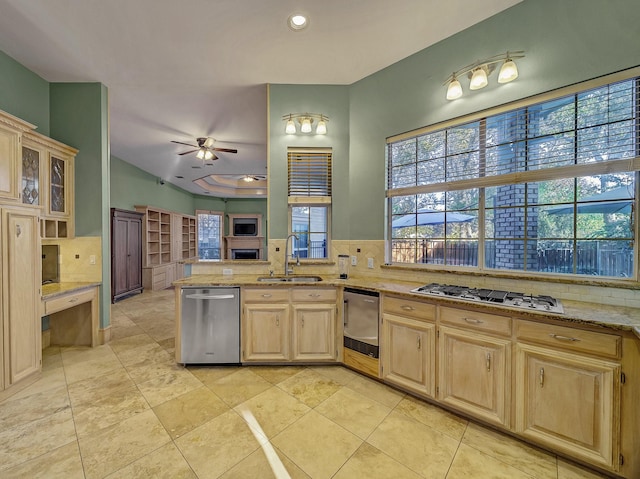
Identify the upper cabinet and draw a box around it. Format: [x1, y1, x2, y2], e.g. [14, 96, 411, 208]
[0, 111, 36, 203]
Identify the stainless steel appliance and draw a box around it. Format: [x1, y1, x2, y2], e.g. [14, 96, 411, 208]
[179, 287, 240, 364]
[411, 283, 564, 314]
[343, 288, 380, 358]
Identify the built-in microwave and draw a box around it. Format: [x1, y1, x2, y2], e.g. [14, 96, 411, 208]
[232, 217, 258, 236]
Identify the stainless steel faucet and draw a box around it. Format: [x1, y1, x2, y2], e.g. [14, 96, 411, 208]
[284, 233, 300, 276]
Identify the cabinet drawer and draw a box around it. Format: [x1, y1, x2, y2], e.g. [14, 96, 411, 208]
[515, 320, 621, 359]
[243, 288, 290, 303]
[440, 307, 511, 336]
[45, 288, 95, 315]
[383, 295, 435, 321]
[291, 288, 337, 302]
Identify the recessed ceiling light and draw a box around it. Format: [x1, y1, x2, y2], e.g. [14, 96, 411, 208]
[175, 175, 184, 179]
[288, 13, 308, 31]
[192, 166, 201, 169]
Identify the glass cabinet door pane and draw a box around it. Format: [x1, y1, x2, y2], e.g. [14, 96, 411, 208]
[22, 146, 40, 205]
[50, 156, 65, 213]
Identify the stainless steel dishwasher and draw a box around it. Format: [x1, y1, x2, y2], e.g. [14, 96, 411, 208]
[179, 287, 240, 364]
[343, 288, 380, 358]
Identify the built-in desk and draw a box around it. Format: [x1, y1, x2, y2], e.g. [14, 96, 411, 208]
[41, 282, 101, 347]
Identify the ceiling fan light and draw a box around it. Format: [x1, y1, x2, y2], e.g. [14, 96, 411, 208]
[300, 117, 312, 133]
[498, 59, 519, 83]
[243, 175, 255, 182]
[285, 118, 296, 134]
[204, 150, 214, 161]
[203, 137, 215, 148]
[315, 119, 327, 135]
[469, 67, 488, 90]
[446, 78, 463, 100]
[196, 149, 206, 160]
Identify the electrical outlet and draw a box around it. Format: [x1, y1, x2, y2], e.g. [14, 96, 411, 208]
[89, 255, 96, 265]
[367, 258, 374, 269]
[351, 255, 357, 266]
[222, 268, 233, 275]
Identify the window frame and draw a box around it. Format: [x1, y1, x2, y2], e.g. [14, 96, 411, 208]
[195, 209, 224, 261]
[386, 67, 640, 281]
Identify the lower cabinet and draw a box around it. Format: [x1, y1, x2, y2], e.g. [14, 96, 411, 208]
[243, 304, 290, 361]
[382, 313, 435, 397]
[292, 303, 336, 361]
[515, 342, 620, 470]
[438, 325, 511, 427]
[1, 207, 41, 391]
[241, 287, 338, 363]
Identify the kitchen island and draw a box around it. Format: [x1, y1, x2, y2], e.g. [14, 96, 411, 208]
[174, 273, 640, 478]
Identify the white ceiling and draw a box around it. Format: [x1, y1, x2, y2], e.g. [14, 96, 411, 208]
[0, 0, 520, 197]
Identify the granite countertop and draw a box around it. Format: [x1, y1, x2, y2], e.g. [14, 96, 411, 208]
[41, 282, 102, 300]
[174, 274, 640, 339]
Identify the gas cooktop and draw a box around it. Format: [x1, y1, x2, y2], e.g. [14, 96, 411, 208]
[411, 283, 564, 314]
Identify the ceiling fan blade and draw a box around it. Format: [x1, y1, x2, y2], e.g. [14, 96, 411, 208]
[171, 140, 198, 148]
[212, 147, 238, 154]
[178, 149, 199, 156]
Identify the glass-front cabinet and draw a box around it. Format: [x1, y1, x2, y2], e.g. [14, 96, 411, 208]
[0, 110, 35, 202]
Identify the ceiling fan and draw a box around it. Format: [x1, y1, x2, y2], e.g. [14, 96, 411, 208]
[171, 137, 238, 161]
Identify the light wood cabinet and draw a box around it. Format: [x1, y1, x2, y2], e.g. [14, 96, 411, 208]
[243, 304, 290, 361]
[438, 325, 511, 427]
[241, 286, 338, 363]
[515, 326, 621, 472]
[382, 313, 435, 397]
[1, 207, 41, 391]
[292, 303, 336, 361]
[0, 111, 34, 203]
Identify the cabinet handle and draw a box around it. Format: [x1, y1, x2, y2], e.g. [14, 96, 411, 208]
[68, 298, 79, 303]
[276, 316, 279, 327]
[16, 224, 22, 237]
[486, 352, 491, 371]
[549, 333, 580, 342]
[539, 367, 545, 388]
[301, 318, 305, 327]
[464, 317, 483, 324]
[401, 305, 415, 311]
[417, 336, 421, 350]
[262, 294, 272, 298]
[309, 293, 321, 298]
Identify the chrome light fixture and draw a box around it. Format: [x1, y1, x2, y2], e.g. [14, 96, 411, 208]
[282, 113, 329, 135]
[444, 51, 524, 100]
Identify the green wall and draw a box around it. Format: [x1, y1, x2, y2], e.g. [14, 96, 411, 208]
[268, 0, 640, 240]
[49, 82, 111, 328]
[0, 50, 50, 134]
[268, 84, 350, 240]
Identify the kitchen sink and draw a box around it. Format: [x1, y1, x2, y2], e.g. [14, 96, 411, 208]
[256, 276, 323, 283]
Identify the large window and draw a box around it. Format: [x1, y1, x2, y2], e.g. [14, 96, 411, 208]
[196, 210, 223, 260]
[288, 148, 332, 259]
[388, 73, 639, 278]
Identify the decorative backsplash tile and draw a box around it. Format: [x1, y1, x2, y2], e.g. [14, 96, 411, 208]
[47, 236, 102, 282]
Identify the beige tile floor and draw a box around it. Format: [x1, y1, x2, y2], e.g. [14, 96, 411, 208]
[0, 288, 612, 479]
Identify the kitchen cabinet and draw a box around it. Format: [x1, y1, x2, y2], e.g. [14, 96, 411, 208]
[515, 320, 621, 472]
[43, 138, 77, 239]
[0, 111, 34, 203]
[241, 287, 338, 363]
[111, 208, 144, 302]
[1, 206, 41, 391]
[381, 295, 436, 397]
[438, 307, 511, 427]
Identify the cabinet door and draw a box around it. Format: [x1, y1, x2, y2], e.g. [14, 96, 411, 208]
[515, 343, 620, 470]
[127, 217, 143, 290]
[48, 153, 73, 218]
[382, 313, 435, 397]
[438, 326, 511, 427]
[0, 125, 21, 202]
[3, 208, 41, 385]
[292, 303, 336, 361]
[243, 304, 289, 361]
[21, 144, 43, 207]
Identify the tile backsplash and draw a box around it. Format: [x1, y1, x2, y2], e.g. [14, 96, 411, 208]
[45, 236, 102, 283]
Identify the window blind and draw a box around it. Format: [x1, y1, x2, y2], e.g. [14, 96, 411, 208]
[288, 148, 332, 197]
